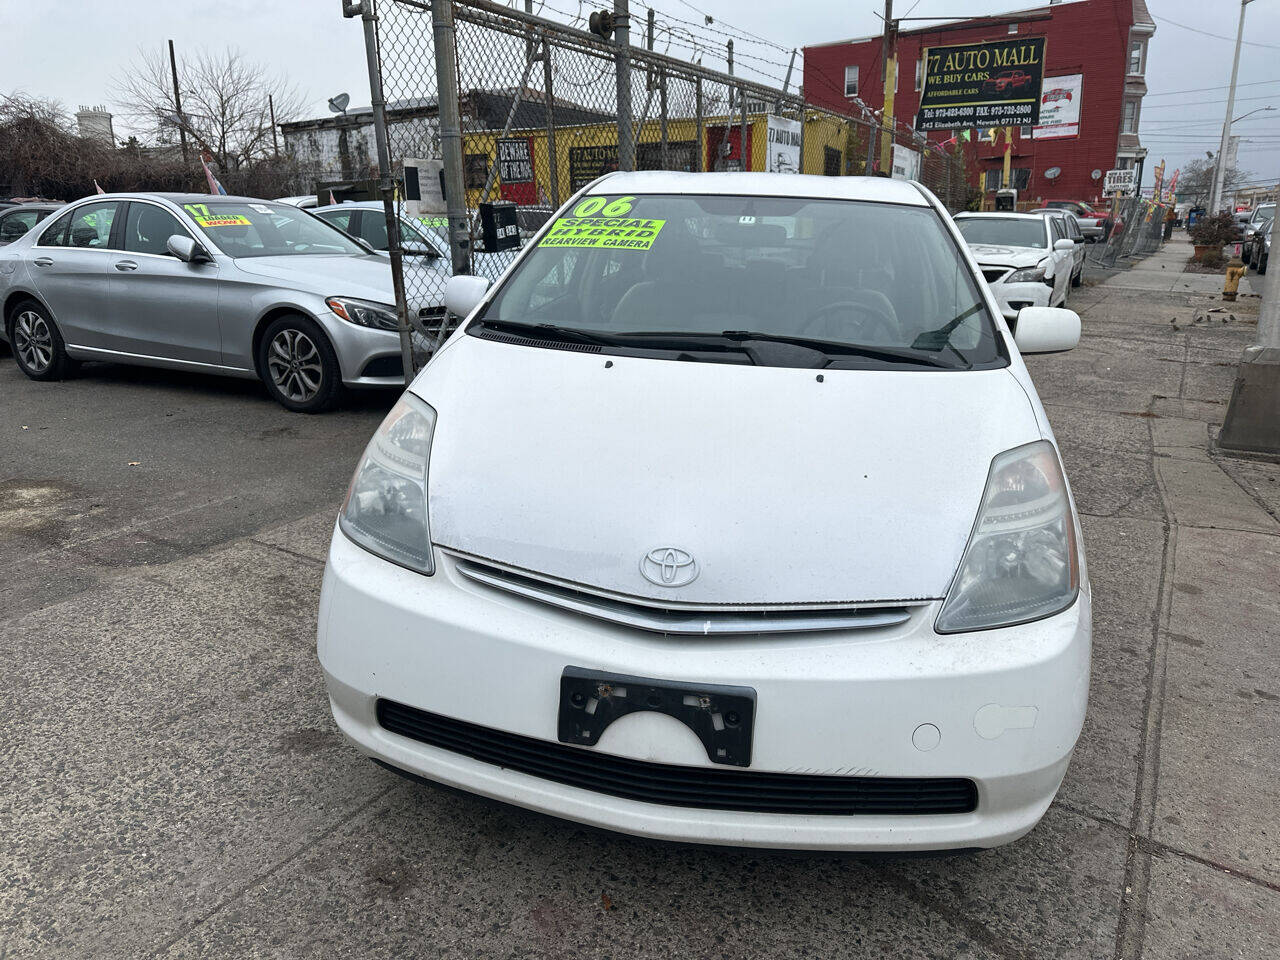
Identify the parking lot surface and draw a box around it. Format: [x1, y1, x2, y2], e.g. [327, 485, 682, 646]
[4, 258, 1280, 958]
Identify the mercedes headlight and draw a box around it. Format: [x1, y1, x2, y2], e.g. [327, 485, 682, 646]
[1006, 261, 1049, 284]
[327, 296, 400, 331]
[936, 440, 1079, 633]
[339, 393, 436, 574]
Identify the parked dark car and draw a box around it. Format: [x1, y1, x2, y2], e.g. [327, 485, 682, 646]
[1246, 218, 1271, 274]
[0, 203, 64, 245]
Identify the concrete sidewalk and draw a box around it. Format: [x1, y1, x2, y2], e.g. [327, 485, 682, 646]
[1098, 234, 1260, 297]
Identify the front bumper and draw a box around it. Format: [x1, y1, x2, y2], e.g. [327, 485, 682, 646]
[988, 280, 1054, 322]
[318, 530, 1091, 851]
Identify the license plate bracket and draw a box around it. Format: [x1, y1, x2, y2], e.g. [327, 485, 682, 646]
[558, 666, 755, 767]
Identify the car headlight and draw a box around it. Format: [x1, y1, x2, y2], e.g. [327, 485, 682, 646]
[327, 296, 400, 331]
[339, 393, 436, 575]
[1006, 261, 1049, 284]
[936, 440, 1079, 633]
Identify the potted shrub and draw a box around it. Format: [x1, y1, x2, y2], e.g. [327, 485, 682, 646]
[1188, 212, 1237, 262]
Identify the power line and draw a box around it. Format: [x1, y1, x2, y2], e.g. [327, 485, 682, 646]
[1142, 93, 1278, 110]
[1152, 13, 1280, 51]
[666, 0, 794, 54]
[1145, 78, 1280, 98]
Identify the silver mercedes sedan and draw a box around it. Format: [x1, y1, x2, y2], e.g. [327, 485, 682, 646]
[0, 193, 432, 412]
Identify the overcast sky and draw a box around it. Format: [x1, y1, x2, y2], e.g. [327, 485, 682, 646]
[4, 0, 1279, 186]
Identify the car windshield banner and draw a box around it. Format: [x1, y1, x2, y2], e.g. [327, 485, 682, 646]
[916, 37, 1046, 131]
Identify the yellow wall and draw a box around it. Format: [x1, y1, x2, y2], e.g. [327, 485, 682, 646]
[463, 112, 856, 208]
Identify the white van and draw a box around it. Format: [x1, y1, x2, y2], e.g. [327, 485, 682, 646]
[318, 171, 1091, 852]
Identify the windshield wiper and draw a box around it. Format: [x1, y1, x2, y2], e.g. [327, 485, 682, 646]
[909, 302, 985, 366]
[719, 330, 967, 369]
[474, 319, 624, 346]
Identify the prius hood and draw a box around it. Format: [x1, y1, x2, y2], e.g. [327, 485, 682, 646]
[233, 254, 396, 303]
[967, 244, 1046, 268]
[420, 337, 1043, 606]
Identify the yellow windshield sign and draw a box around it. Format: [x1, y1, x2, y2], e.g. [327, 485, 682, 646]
[540, 195, 663, 250]
[541, 216, 666, 250]
[194, 214, 252, 228]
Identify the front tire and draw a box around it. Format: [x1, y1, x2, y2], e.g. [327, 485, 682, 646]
[8, 300, 74, 381]
[258, 315, 342, 413]
[1071, 263, 1083, 288]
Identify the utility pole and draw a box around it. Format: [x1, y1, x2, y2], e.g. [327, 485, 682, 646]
[1219, 245, 1280, 453]
[268, 94, 280, 158]
[878, 0, 896, 176]
[345, 0, 416, 384]
[168, 39, 189, 164]
[614, 0, 634, 171]
[1210, 0, 1253, 214]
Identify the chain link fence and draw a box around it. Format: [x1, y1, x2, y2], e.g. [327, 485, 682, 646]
[359, 0, 968, 374]
[1092, 197, 1172, 267]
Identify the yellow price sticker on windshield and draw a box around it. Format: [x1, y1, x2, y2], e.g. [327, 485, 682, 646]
[541, 216, 666, 250]
[194, 214, 251, 227]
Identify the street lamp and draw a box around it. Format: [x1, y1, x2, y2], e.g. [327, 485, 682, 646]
[1209, 0, 1255, 213]
[1233, 105, 1275, 123]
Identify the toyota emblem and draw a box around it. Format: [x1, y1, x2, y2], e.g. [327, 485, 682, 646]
[640, 547, 699, 587]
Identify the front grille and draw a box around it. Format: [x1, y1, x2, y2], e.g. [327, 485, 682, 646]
[376, 700, 979, 816]
[360, 354, 404, 378]
[452, 557, 916, 636]
[981, 267, 1011, 284]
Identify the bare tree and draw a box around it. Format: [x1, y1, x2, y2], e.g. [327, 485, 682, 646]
[1176, 156, 1251, 209]
[113, 47, 304, 173]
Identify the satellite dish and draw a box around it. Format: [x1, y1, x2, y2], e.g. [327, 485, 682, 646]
[1045, 166, 1061, 180]
[328, 93, 350, 115]
[1091, 168, 1103, 180]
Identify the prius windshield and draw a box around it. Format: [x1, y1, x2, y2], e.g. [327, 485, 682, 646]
[478, 194, 1003, 370]
[181, 201, 365, 258]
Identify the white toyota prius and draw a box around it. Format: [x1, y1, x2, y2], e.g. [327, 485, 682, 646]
[318, 171, 1091, 852]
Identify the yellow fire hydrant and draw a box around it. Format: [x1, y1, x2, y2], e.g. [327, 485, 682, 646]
[1223, 254, 1247, 302]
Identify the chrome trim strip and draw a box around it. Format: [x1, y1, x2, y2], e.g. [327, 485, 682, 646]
[454, 559, 913, 636]
[61, 344, 255, 376]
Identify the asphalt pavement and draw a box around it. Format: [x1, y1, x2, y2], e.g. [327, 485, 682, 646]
[3, 247, 1279, 958]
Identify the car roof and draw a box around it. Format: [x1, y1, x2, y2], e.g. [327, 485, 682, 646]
[79, 192, 288, 205]
[0, 202, 63, 211]
[953, 211, 1047, 221]
[313, 201, 387, 211]
[592, 171, 931, 206]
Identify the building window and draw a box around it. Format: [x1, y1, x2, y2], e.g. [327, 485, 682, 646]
[915, 58, 923, 90]
[1123, 100, 1139, 134]
[1007, 23, 1018, 34]
[844, 65, 859, 97]
[983, 168, 1031, 192]
[1019, 124, 1033, 138]
[1128, 40, 1145, 75]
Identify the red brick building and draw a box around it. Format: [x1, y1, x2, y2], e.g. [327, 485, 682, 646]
[802, 0, 1155, 206]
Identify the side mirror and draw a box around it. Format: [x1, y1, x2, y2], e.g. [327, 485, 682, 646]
[1014, 306, 1081, 353]
[166, 235, 208, 263]
[443, 273, 490, 318]
[1053, 238, 1075, 252]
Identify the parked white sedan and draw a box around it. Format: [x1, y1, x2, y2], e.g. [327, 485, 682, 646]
[955, 212, 1076, 325]
[319, 171, 1090, 852]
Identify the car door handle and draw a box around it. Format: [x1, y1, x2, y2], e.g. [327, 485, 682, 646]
[114, 260, 139, 272]
[32, 257, 53, 267]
